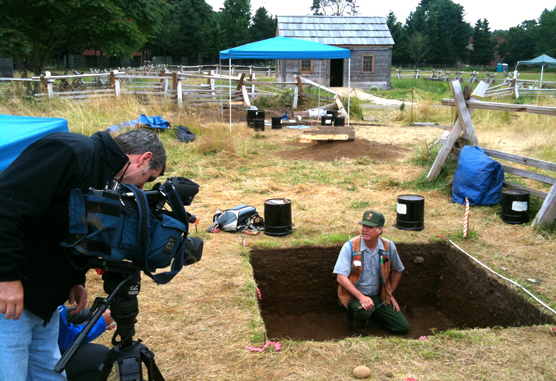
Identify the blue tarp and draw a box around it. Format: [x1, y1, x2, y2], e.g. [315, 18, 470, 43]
[219, 36, 351, 60]
[107, 115, 171, 132]
[518, 54, 556, 66]
[0, 114, 68, 172]
[452, 146, 504, 206]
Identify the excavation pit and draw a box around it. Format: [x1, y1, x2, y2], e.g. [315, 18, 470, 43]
[251, 242, 554, 341]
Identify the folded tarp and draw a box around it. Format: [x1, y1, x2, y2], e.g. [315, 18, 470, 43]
[452, 146, 504, 206]
[107, 114, 170, 132]
[0, 114, 68, 172]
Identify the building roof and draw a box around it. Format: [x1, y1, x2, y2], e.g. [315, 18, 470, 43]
[277, 15, 394, 46]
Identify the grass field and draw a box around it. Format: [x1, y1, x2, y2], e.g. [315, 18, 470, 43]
[2, 80, 556, 380]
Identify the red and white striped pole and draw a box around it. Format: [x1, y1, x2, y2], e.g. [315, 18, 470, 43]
[463, 197, 470, 238]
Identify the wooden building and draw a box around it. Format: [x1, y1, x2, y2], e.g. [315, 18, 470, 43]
[276, 16, 394, 89]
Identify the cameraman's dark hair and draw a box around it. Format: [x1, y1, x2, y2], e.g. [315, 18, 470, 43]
[114, 130, 167, 171]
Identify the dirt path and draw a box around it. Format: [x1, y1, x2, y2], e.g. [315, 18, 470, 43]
[331, 87, 408, 106]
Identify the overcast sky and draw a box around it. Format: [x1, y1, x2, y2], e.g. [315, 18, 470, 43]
[204, 0, 555, 31]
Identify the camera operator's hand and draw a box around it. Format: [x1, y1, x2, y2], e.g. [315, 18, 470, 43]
[102, 308, 116, 330]
[67, 284, 87, 315]
[0, 280, 24, 320]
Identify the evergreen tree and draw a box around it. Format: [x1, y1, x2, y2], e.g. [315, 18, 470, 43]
[386, 11, 407, 64]
[250, 7, 276, 42]
[497, 20, 537, 66]
[220, 0, 251, 49]
[534, 7, 556, 57]
[470, 19, 496, 66]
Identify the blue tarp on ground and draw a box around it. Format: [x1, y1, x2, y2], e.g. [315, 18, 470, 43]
[107, 114, 171, 132]
[0, 114, 68, 172]
[219, 36, 351, 60]
[452, 146, 504, 206]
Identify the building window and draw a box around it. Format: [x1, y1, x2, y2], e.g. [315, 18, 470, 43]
[300, 59, 313, 73]
[362, 55, 374, 73]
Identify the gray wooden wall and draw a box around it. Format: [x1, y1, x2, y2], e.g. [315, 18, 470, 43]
[276, 45, 393, 90]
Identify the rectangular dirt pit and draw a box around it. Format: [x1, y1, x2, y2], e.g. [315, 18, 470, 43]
[251, 242, 554, 340]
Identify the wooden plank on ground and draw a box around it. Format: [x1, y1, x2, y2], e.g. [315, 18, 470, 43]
[533, 184, 556, 225]
[426, 81, 488, 181]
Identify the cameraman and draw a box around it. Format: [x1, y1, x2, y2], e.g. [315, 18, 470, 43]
[0, 129, 167, 380]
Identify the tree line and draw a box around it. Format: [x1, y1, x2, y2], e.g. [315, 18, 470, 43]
[0, 0, 275, 75]
[387, 0, 556, 68]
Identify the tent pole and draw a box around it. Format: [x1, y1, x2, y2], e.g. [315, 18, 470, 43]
[229, 58, 232, 132]
[347, 58, 351, 127]
[318, 60, 321, 113]
[219, 60, 223, 123]
[541, 65, 544, 83]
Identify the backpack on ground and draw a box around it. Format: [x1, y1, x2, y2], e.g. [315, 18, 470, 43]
[206, 205, 264, 233]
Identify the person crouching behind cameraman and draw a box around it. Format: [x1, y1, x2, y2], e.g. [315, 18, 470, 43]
[0, 129, 166, 380]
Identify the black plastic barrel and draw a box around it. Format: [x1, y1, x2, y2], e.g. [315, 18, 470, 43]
[396, 194, 425, 231]
[246, 110, 264, 128]
[501, 190, 530, 224]
[334, 116, 345, 126]
[253, 119, 265, 132]
[264, 198, 292, 236]
[271, 116, 282, 129]
[321, 115, 334, 126]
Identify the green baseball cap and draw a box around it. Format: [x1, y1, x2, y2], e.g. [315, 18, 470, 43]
[358, 210, 385, 227]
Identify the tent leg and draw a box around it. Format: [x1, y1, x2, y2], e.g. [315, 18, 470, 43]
[229, 59, 232, 132]
[347, 58, 350, 126]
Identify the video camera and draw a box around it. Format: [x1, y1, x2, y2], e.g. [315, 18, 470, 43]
[62, 176, 203, 284]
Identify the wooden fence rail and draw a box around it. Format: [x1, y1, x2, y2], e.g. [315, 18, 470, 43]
[429, 79, 556, 225]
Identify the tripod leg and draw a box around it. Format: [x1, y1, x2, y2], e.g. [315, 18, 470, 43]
[98, 356, 115, 381]
[140, 348, 165, 381]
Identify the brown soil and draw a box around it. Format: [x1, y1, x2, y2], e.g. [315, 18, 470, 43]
[251, 242, 555, 341]
[276, 138, 409, 162]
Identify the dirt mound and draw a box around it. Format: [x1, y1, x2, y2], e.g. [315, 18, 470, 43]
[276, 138, 408, 162]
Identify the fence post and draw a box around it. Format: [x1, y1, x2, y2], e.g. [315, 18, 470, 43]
[249, 65, 253, 75]
[111, 70, 121, 99]
[160, 69, 168, 94]
[231, 65, 235, 76]
[267, 66, 271, 76]
[176, 74, 183, 108]
[210, 71, 216, 99]
[43, 71, 54, 98]
[250, 73, 255, 95]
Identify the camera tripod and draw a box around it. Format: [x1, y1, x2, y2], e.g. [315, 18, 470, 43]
[55, 259, 165, 381]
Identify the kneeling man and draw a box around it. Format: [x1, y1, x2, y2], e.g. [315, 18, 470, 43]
[333, 210, 409, 335]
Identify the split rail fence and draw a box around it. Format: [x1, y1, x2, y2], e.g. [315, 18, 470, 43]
[428, 80, 556, 226]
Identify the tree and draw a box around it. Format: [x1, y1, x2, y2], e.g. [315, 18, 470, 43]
[310, 0, 359, 16]
[250, 7, 276, 43]
[0, 0, 165, 75]
[470, 19, 496, 66]
[534, 7, 556, 57]
[386, 11, 408, 64]
[220, 0, 251, 49]
[497, 20, 537, 66]
[406, 33, 429, 66]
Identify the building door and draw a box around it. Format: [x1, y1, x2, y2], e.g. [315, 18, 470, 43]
[330, 59, 344, 87]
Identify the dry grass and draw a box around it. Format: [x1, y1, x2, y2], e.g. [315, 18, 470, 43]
[3, 93, 556, 380]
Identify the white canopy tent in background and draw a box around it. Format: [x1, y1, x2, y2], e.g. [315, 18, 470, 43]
[219, 36, 351, 131]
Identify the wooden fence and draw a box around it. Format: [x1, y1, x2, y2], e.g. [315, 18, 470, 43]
[484, 70, 556, 99]
[428, 80, 556, 225]
[394, 69, 505, 84]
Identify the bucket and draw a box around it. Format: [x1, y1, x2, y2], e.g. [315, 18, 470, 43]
[253, 119, 265, 132]
[501, 190, 529, 224]
[396, 194, 425, 231]
[321, 115, 334, 126]
[334, 116, 345, 126]
[264, 198, 292, 236]
[246, 110, 264, 128]
[271, 116, 282, 129]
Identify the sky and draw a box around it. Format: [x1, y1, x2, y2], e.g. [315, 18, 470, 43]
[204, 0, 555, 31]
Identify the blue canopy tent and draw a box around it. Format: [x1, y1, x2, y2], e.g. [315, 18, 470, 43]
[0, 115, 68, 172]
[517, 54, 556, 82]
[219, 36, 351, 130]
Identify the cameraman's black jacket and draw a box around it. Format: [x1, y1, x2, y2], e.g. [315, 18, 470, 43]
[0, 130, 128, 321]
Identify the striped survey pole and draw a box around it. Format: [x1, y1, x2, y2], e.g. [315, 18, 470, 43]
[463, 197, 470, 238]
